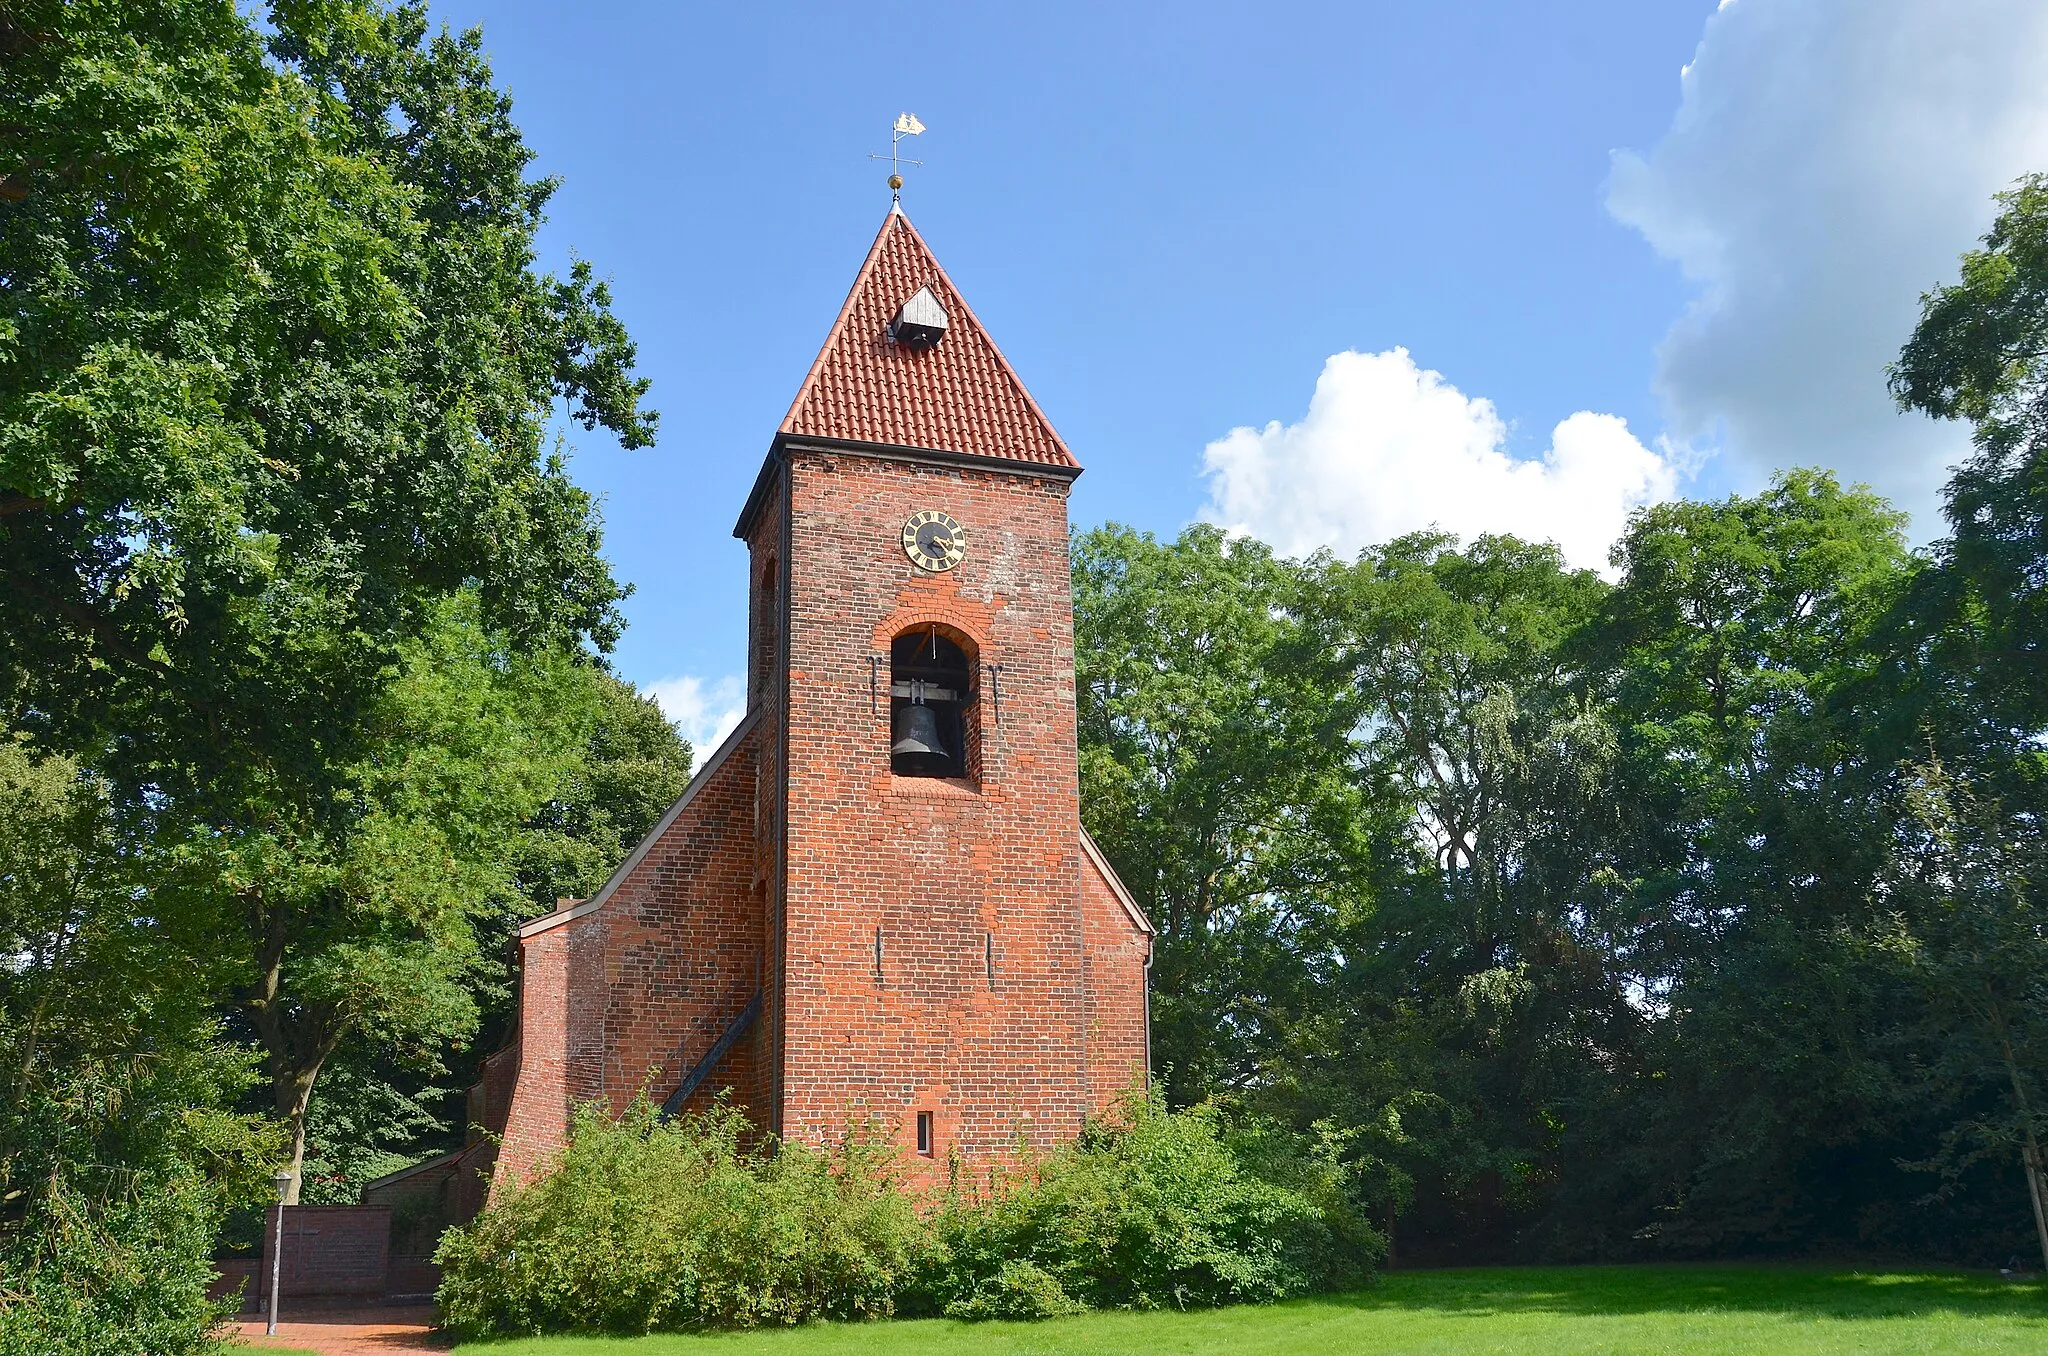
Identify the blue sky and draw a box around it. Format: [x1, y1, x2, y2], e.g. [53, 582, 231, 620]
[419, 0, 2048, 749]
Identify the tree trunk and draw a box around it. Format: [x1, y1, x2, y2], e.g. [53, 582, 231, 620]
[272, 1062, 324, 1206]
[1998, 1033, 2048, 1272]
[2025, 1140, 2048, 1274]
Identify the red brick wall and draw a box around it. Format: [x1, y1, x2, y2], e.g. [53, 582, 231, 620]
[492, 723, 768, 1197]
[447, 1139, 493, 1226]
[260, 1205, 390, 1299]
[492, 927, 568, 1195]
[207, 1256, 255, 1309]
[769, 447, 1139, 1173]
[746, 477, 791, 1134]
[487, 442, 1150, 1201]
[575, 724, 766, 1118]
[1081, 840, 1152, 1109]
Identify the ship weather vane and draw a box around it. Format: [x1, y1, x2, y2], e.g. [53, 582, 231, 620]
[869, 112, 925, 204]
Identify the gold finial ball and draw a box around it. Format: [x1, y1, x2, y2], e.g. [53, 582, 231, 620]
[888, 173, 903, 190]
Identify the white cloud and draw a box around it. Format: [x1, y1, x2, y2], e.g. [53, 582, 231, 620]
[1608, 0, 2048, 533]
[1199, 348, 1678, 573]
[645, 673, 746, 753]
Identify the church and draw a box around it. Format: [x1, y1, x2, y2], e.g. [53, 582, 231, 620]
[476, 204, 1154, 1197]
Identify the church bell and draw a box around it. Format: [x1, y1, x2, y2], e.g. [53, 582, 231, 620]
[891, 701, 946, 759]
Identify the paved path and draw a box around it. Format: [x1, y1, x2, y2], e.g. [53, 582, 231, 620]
[230, 1304, 446, 1354]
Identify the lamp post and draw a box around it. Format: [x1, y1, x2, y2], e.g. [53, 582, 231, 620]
[265, 1168, 292, 1337]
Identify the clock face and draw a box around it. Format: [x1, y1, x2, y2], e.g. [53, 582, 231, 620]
[901, 509, 967, 572]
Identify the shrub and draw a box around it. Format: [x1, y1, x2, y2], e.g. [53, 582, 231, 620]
[434, 1097, 924, 1337]
[438, 1090, 1381, 1335]
[943, 1260, 1087, 1320]
[0, 1173, 235, 1356]
[919, 1089, 1383, 1314]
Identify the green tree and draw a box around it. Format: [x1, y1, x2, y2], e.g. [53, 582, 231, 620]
[1317, 533, 1611, 979]
[1, 0, 660, 1206]
[0, 0, 653, 808]
[1073, 524, 1366, 1104]
[513, 669, 696, 918]
[1874, 759, 2048, 1270]
[1578, 472, 1916, 1256]
[1289, 532, 1625, 1257]
[227, 601, 689, 1200]
[1891, 172, 2048, 727]
[288, 665, 692, 1205]
[1889, 173, 2048, 1267]
[0, 738, 277, 1353]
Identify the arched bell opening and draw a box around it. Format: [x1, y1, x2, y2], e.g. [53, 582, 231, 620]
[890, 626, 976, 779]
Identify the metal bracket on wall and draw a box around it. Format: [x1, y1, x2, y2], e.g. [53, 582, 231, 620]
[867, 655, 885, 714]
[980, 662, 1003, 723]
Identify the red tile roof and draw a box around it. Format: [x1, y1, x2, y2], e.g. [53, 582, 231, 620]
[777, 209, 1079, 470]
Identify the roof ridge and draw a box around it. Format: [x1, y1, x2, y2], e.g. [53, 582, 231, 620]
[774, 209, 1078, 470]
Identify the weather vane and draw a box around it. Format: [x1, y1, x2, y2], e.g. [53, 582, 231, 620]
[869, 112, 925, 205]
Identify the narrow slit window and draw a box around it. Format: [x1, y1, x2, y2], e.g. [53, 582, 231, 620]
[751, 557, 777, 703]
[916, 1111, 934, 1156]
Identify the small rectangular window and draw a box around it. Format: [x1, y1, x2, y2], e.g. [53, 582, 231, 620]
[916, 1110, 934, 1156]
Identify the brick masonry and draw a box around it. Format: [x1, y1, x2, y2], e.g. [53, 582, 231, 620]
[250, 1206, 390, 1300]
[481, 208, 1151, 1202]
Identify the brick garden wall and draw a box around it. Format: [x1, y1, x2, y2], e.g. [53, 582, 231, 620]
[261, 1205, 390, 1299]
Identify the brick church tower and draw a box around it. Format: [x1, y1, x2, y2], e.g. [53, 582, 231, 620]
[481, 206, 1152, 1194]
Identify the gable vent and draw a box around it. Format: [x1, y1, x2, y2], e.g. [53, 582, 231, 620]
[889, 286, 949, 348]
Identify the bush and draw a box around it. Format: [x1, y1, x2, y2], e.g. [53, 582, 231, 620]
[942, 1260, 1087, 1320]
[438, 1090, 1382, 1336]
[918, 1090, 1383, 1315]
[0, 1173, 235, 1356]
[435, 1097, 924, 1337]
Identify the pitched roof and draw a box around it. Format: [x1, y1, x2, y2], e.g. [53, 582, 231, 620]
[776, 208, 1079, 470]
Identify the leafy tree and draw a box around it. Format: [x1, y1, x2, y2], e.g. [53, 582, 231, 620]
[1873, 759, 2048, 1270]
[1316, 532, 1611, 978]
[1892, 172, 2048, 727]
[1582, 472, 1916, 1256]
[1, 0, 662, 1206]
[1289, 532, 1626, 1258]
[1889, 174, 2048, 1267]
[297, 1053, 457, 1204]
[226, 599, 691, 1200]
[286, 663, 692, 1206]
[1073, 524, 1366, 1104]
[0, 0, 653, 807]
[0, 738, 278, 1353]
[1591, 471, 1909, 985]
[513, 668, 696, 918]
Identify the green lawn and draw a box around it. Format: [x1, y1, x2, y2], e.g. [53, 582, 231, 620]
[451, 1266, 2048, 1355]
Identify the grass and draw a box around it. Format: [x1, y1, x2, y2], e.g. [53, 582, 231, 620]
[449, 1265, 2048, 1355]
